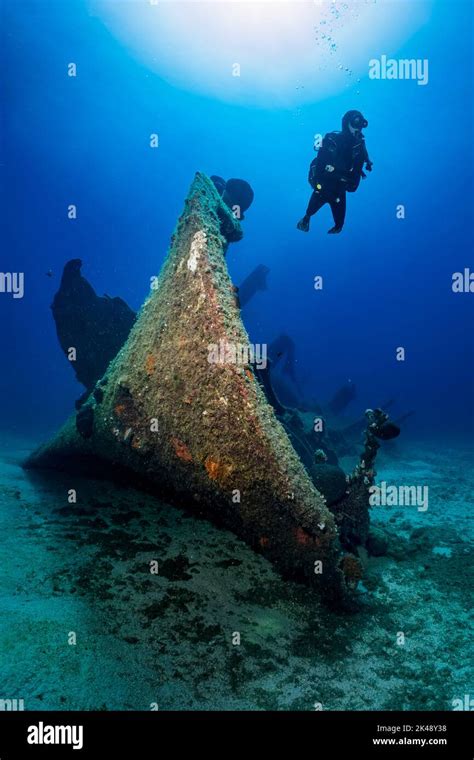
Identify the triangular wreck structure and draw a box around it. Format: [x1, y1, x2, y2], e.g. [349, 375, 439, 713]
[25, 173, 356, 601]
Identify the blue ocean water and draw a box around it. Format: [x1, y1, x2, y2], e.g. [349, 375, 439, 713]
[1, 0, 473, 440]
[0, 0, 472, 712]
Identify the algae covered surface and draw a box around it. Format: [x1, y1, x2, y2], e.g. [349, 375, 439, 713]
[1, 437, 472, 711]
[25, 174, 345, 599]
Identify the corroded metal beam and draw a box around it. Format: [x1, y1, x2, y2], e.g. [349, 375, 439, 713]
[25, 173, 353, 601]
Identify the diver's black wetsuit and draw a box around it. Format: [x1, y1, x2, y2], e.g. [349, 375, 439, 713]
[299, 111, 372, 234]
[306, 183, 347, 230]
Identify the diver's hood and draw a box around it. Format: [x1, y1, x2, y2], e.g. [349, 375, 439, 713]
[342, 110, 368, 132]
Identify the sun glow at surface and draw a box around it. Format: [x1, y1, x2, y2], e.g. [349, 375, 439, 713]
[89, 0, 432, 107]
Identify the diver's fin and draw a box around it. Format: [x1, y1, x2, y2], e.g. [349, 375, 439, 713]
[297, 217, 310, 232]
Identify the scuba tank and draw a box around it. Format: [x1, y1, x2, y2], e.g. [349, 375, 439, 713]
[308, 132, 345, 191]
[308, 130, 369, 193]
[308, 157, 322, 191]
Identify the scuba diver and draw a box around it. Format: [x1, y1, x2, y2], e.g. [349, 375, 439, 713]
[297, 110, 373, 234]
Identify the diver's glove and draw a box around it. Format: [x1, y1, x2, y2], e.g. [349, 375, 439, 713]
[361, 159, 373, 180]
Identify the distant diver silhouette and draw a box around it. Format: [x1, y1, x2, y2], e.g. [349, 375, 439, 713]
[237, 264, 270, 308]
[297, 110, 373, 234]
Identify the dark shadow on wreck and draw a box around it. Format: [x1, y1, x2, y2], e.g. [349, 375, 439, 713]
[24, 173, 403, 607]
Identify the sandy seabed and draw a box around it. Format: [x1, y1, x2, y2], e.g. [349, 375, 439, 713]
[0, 434, 472, 711]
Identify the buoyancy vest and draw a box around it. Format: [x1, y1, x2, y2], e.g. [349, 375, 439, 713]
[308, 131, 369, 193]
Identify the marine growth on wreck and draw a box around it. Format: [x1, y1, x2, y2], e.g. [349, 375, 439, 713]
[1, 0, 472, 739]
[26, 173, 400, 603]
